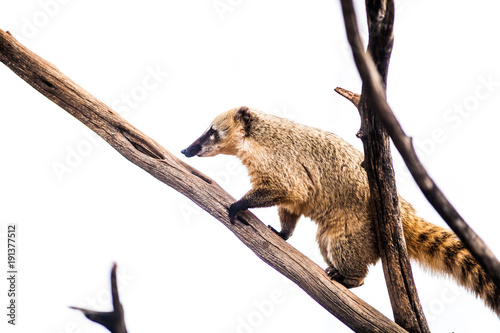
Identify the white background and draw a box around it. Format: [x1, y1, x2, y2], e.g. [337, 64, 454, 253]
[1, 0, 500, 332]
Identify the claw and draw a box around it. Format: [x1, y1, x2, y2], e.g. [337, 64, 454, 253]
[325, 266, 364, 289]
[228, 203, 238, 225]
[268, 225, 286, 240]
[325, 266, 343, 281]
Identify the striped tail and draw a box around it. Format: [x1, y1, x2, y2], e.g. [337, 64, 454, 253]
[401, 202, 500, 316]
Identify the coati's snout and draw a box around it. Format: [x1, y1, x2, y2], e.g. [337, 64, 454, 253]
[182, 106, 252, 158]
[181, 129, 213, 157]
[181, 123, 223, 158]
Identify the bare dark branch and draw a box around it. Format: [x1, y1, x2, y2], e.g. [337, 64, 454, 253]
[0, 29, 407, 332]
[339, 0, 430, 331]
[70, 263, 127, 333]
[339, 0, 500, 295]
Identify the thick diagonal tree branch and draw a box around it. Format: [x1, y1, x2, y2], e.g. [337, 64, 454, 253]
[0, 30, 407, 332]
[70, 263, 128, 333]
[339, 0, 500, 301]
[339, 0, 429, 332]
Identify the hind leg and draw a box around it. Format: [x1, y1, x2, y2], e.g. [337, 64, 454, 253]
[318, 227, 377, 289]
[320, 244, 369, 289]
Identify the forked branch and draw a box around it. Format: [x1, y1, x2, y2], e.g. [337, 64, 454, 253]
[70, 263, 127, 333]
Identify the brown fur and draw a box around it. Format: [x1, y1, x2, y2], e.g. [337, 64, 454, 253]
[182, 106, 500, 316]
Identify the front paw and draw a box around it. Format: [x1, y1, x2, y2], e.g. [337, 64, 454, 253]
[229, 202, 249, 225]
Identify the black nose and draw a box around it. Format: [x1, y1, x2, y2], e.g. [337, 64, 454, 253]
[181, 144, 201, 158]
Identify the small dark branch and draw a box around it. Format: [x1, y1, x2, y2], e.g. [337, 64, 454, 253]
[339, 0, 430, 332]
[70, 263, 127, 333]
[0, 29, 407, 332]
[340, 0, 500, 302]
[334, 87, 360, 107]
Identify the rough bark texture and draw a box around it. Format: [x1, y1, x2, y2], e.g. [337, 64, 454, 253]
[339, 0, 430, 332]
[70, 263, 128, 333]
[338, 0, 500, 298]
[0, 29, 407, 333]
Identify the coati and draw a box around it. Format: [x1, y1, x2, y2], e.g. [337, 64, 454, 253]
[181, 106, 500, 315]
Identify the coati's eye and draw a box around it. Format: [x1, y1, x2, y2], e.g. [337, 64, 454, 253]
[207, 126, 218, 141]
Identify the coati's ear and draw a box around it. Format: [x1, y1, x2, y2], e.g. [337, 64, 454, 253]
[234, 106, 252, 126]
[234, 106, 251, 124]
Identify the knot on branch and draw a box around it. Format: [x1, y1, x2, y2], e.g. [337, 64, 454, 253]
[120, 127, 166, 160]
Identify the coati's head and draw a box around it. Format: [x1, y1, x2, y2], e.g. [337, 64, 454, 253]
[181, 106, 254, 158]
